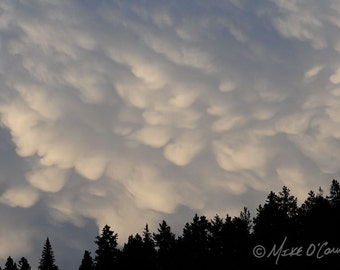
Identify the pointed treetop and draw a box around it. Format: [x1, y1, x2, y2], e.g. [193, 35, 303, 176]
[79, 250, 93, 270]
[38, 237, 59, 270]
[4, 256, 18, 270]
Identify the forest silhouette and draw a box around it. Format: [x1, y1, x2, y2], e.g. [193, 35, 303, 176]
[2, 180, 340, 269]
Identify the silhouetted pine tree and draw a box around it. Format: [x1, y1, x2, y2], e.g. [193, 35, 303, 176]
[79, 250, 93, 270]
[296, 187, 332, 267]
[278, 186, 299, 239]
[328, 180, 340, 239]
[231, 207, 253, 266]
[18, 257, 30, 270]
[253, 187, 301, 268]
[153, 220, 176, 270]
[121, 233, 143, 269]
[180, 214, 211, 270]
[327, 180, 340, 266]
[253, 187, 298, 243]
[253, 191, 280, 240]
[38, 238, 59, 270]
[94, 225, 120, 270]
[208, 214, 224, 267]
[142, 224, 157, 269]
[3, 257, 17, 270]
[329, 179, 340, 205]
[301, 187, 331, 240]
[277, 186, 298, 218]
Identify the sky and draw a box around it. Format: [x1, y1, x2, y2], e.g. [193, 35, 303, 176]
[0, 0, 340, 269]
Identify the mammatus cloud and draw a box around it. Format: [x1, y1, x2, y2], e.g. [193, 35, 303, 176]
[0, 186, 39, 208]
[0, 0, 339, 268]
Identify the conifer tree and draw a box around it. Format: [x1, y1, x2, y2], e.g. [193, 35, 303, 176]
[153, 220, 176, 254]
[209, 215, 224, 253]
[79, 250, 93, 270]
[181, 214, 211, 269]
[3, 257, 18, 270]
[18, 257, 31, 270]
[233, 207, 252, 234]
[231, 208, 253, 267]
[122, 234, 143, 269]
[253, 190, 287, 240]
[278, 186, 298, 218]
[94, 225, 120, 270]
[329, 179, 340, 205]
[38, 238, 59, 270]
[153, 220, 177, 270]
[142, 224, 155, 253]
[142, 224, 156, 269]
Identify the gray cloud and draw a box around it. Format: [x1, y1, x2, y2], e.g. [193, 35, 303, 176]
[0, 1, 339, 269]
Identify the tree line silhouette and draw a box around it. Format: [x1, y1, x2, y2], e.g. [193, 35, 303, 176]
[2, 180, 340, 269]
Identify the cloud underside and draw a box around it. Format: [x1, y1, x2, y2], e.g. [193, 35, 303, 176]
[0, 0, 339, 260]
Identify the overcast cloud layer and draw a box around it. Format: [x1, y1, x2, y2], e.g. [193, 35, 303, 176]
[0, 0, 340, 269]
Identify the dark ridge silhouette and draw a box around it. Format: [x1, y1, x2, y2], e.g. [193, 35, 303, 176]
[1, 179, 340, 269]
